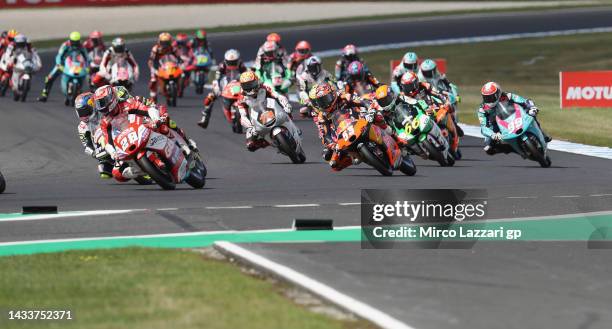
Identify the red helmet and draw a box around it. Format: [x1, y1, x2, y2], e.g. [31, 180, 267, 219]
[89, 30, 103, 39]
[94, 85, 119, 116]
[481, 82, 502, 108]
[309, 82, 338, 114]
[266, 32, 281, 43]
[7, 29, 18, 42]
[295, 40, 312, 59]
[400, 72, 419, 96]
[176, 32, 189, 46]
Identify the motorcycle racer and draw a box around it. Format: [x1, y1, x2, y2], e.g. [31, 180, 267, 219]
[391, 52, 418, 93]
[199, 49, 247, 128]
[175, 33, 196, 97]
[341, 61, 380, 95]
[74, 91, 113, 178]
[288, 40, 312, 76]
[147, 32, 181, 101]
[308, 82, 365, 170]
[83, 30, 106, 53]
[297, 56, 334, 117]
[335, 44, 366, 81]
[236, 71, 292, 151]
[478, 82, 551, 155]
[0, 29, 18, 58]
[0, 34, 42, 95]
[96, 37, 140, 87]
[189, 29, 214, 56]
[253, 32, 287, 71]
[94, 85, 196, 165]
[38, 31, 89, 102]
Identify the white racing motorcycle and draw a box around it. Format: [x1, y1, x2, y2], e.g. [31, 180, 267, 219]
[249, 89, 306, 164]
[11, 52, 39, 102]
[109, 58, 136, 92]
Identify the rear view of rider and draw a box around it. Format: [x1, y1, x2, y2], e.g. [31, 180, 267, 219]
[189, 29, 214, 56]
[147, 32, 181, 101]
[175, 33, 196, 97]
[288, 40, 312, 76]
[335, 44, 365, 81]
[235, 71, 292, 151]
[297, 56, 334, 116]
[342, 61, 380, 95]
[38, 32, 89, 102]
[478, 82, 551, 155]
[74, 92, 113, 178]
[83, 30, 106, 53]
[391, 52, 418, 93]
[199, 49, 247, 128]
[97, 37, 140, 87]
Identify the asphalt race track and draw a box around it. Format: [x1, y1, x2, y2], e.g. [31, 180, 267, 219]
[1, 8, 612, 329]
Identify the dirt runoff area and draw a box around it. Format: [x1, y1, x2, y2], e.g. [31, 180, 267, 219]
[1, 1, 597, 41]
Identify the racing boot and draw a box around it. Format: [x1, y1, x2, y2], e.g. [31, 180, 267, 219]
[198, 105, 213, 129]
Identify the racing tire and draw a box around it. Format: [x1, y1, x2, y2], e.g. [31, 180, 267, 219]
[423, 140, 447, 166]
[134, 176, 154, 185]
[523, 133, 549, 168]
[20, 80, 30, 102]
[0, 170, 5, 193]
[185, 157, 207, 189]
[358, 143, 393, 176]
[399, 156, 417, 176]
[275, 131, 302, 164]
[136, 155, 176, 190]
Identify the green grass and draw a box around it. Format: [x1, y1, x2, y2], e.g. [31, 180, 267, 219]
[0, 248, 371, 329]
[328, 32, 612, 147]
[32, 2, 610, 49]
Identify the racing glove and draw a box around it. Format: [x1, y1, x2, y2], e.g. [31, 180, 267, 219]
[492, 132, 503, 142]
[84, 146, 95, 157]
[528, 106, 539, 116]
[365, 109, 376, 123]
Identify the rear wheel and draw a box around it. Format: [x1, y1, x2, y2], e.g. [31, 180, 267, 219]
[136, 155, 176, 190]
[20, 79, 30, 102]
[358, 143, 393, 176]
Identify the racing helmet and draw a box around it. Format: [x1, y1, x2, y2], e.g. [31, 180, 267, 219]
[7, 29, 18, 42]
[14, 34, 27, 48]
[400, 71, 420, 96]
[94, 85, 119, 116]
[224, 49, 241, 69]
[112, 37, 126, 53]
[295, 40, 312, 59]
[420, 59, 438, 79]
[195, 29, 207, 41]
[262, 41, 278, 61]
[75, 92, 94, 122]
[89, 30, 103, 46]
[347, 61, 364, 80]
[375, 85, 397, 112]
[176, 33, 189, 47]
[266, 32, 281, 43]
[309, 82, 338, 114]
[481, 82, 502, 108]
[69, 31, 81, 47]
[305, 56, 322, 76]
[158, 32, 172, 49]
[402, 52, 418, 71]
[342, 44, 358, 60]
[239, 71, 260, 96]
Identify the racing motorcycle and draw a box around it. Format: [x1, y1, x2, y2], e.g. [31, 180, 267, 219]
[193, 47, 213, 94]
[61, 52, 88, 106]
[156, 56, 182, 107]
[221, 81, 243, 134]
[88, 47, 104, 90]
[110, 112, 207, 190]
[11, 52, 37, 102]
[109, 57, 135, 91]
[392, 99, 454, 167]
[332, 108, 417, 176]
[493, 102, 551, 167]
[0, 169, 5, 194]
[258, 62, 292, 95]
[250, 89, 306, 164]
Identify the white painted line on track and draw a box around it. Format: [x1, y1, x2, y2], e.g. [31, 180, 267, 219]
[590, 194, 612, 197]
[214, 241, 416, 329]
[552, 195, 581, 198]
[157, 208, 179, 211]
[506, 196, 537, 199]
[338, 202, 361, 206]
[273, 203, 321, 208]
[205, 206, 254, 210]
[0, 209, 141, 223]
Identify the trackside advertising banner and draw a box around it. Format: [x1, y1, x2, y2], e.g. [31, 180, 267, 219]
[560, 71, 612, 108]
[0, 0, 271, 8]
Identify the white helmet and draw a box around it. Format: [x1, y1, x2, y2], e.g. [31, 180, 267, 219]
[224, 49, 241, 68]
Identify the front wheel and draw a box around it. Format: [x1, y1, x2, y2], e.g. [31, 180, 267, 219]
[20, 79, 30, 102]
[0, 170, 5, 193]
[399, 156, 417, 176]
[523, 133, 549, 167]
[136, 155, 176, 190]
[185, 156, 207, 189]
[358, 143, 393, 176]
[423, 140, 447, 166]
[275, 130, 303, 164]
